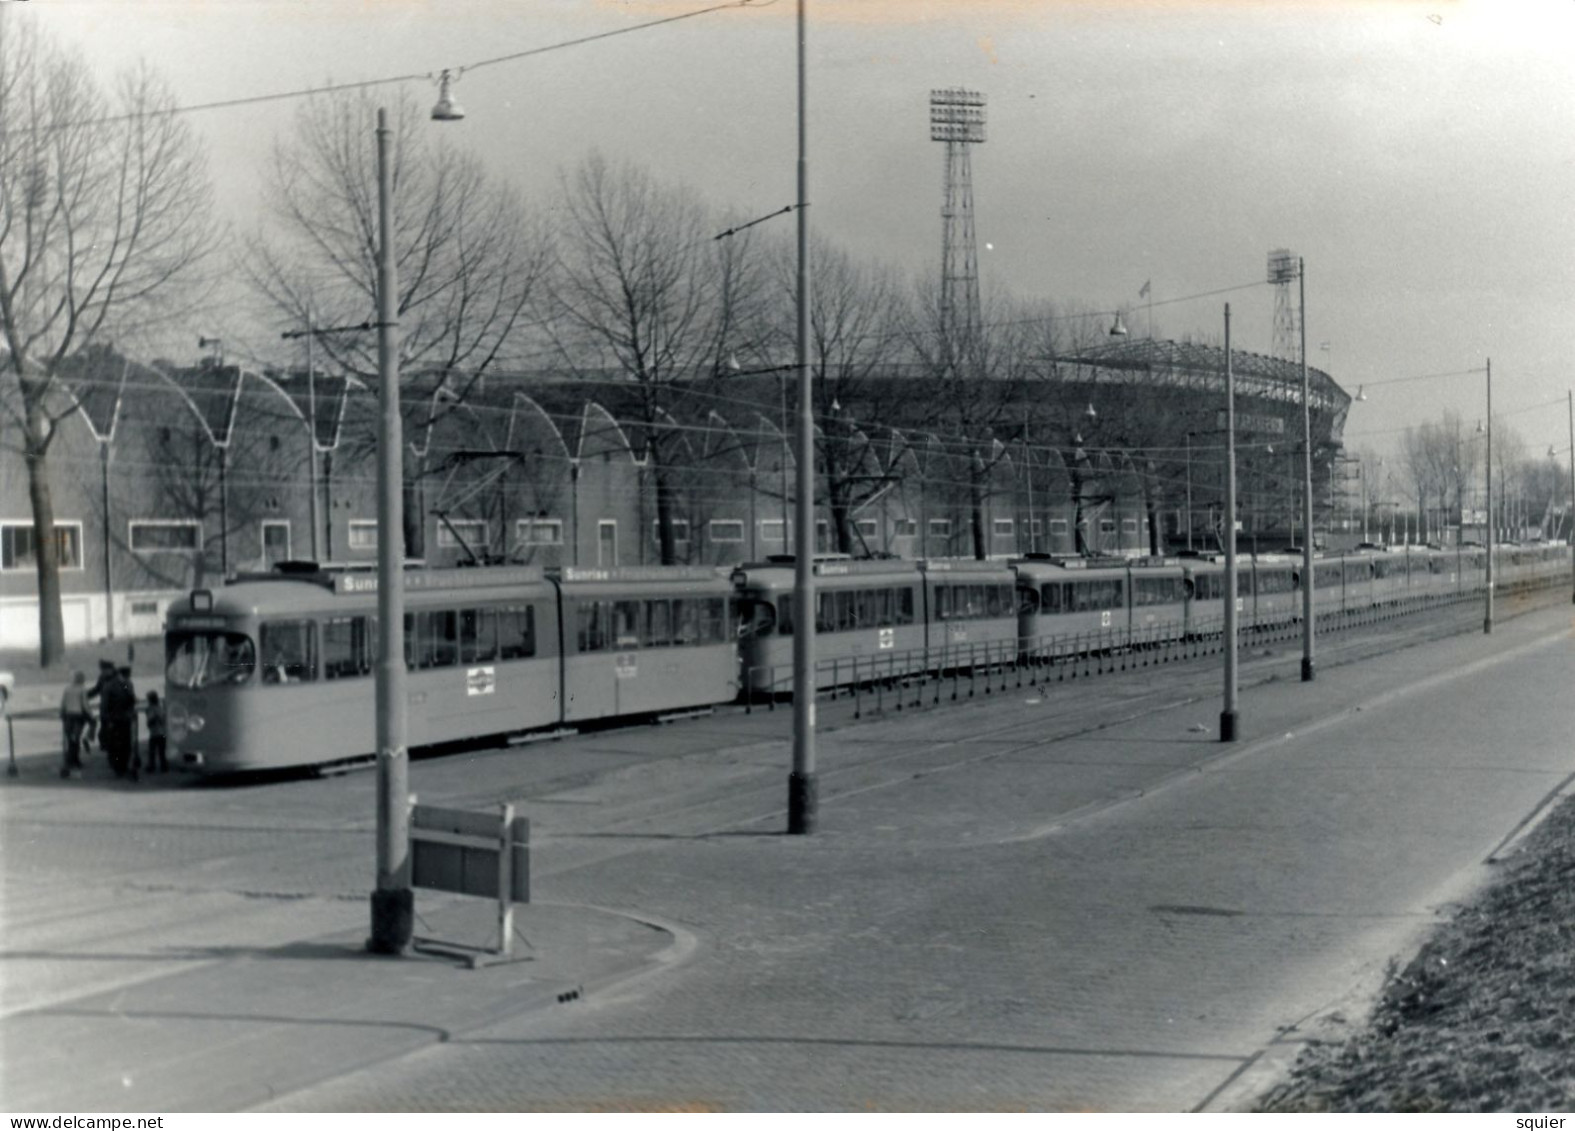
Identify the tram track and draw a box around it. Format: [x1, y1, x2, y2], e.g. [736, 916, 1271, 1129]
[520, 588, 1568, 881]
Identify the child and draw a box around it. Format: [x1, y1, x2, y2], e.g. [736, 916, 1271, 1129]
[145, 691, 168, 773]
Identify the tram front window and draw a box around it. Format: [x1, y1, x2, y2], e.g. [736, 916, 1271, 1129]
[167, 631, 256, 689]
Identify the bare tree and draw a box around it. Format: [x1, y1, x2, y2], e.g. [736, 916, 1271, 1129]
[0, 18, 217, 664]
[548, 153, 754, 564]
[247, 90, 550, 555]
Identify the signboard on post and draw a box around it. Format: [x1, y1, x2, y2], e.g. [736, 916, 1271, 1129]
[410, 802, 530, 966]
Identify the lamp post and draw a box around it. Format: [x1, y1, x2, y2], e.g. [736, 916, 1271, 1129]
[368, 107, 412, 954]
[1221, 303, 1239, 742]
[1295, 257, 1315, 681]
[1484, 359, 1494, 634]
[788, 0, 817, 835]
[1185, 431, 1194, 553]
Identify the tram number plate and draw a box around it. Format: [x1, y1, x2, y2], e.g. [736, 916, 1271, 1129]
[467, 666, 496, 696]
[1101, 611, 1112, 628]
[615, 653, 638, 679]
[879, 628, 894, 650]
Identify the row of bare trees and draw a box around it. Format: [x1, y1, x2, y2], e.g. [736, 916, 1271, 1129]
[1396, 412, 1569, 539]
[1, 24, 1318, 664]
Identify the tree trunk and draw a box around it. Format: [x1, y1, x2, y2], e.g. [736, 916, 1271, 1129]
[24, 400, 67, 668]
[654, 462, 677, 565]
[970, 463, 988, 561]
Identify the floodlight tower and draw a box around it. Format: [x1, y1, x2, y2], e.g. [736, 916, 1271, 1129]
[1267, 249, 1300, 362]
[931, 88, 986, 373]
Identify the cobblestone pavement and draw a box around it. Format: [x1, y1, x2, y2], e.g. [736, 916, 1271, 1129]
[266, 603, 1571, 1111]
[3, 594, 1570, 1110]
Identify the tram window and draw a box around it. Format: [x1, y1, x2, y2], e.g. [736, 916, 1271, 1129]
[740, 599, 775, 638]
[672, 599, 699, 645]
[403, 612, 417, 669]
[898, 587, 915, 624]
[816, 591, 836, 633]
[460, 608, 498, 664]
[577, 602, 607, 653]
[777, 595, 794, 636]
[1237, 572, 1253, 597]
[260, 620, 317, 683]
[934, 586, 952, 621]
[167, 631, 256, 689]
[985, 585, 1002, 617]
[645, 599, 673, 647]
[1040, 583, 1063, 613]
[613, 601, 641, 648]
[323, 617, 372, 679]
[498, 605, 536, 659]
[875, 588, 894, 627]
[413, 610, 460, 669]
[699, 597, 727, 643]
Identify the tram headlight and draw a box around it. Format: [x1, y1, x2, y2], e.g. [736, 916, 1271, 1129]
[185, 713, 205, 733]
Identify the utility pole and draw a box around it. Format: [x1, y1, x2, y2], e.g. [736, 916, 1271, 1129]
[1298, 257, 1315, 682]
[1221, 304, 1239, 743]
[368, 107, 412, 954]
[788, 0, 817, 835]
[1484, 359, 1494, 634]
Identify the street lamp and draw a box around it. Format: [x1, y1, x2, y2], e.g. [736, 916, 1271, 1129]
[1221, 303, 1239, 743]
[789, 0, 816, 834]
[368, 107, 412, 955]
[1484, 360, 1494, 634]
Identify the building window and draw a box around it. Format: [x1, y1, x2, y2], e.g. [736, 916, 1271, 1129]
[348, 521, 378, 550]
[1, 521, 84, 571]
[516, 518, 563, 546]
[760, 519, 786, 542]
[653, 519, 690, 544]
[597, 520, 618, 567]
[709, 519, 744, 543]
[130, 600, 160, 617]
[894, 519, 917, 537]
[1030, 519, 1043, 536]
[928, 519, 952, 536]
[262, 520, 290, 566]
[1099, 518, 1117, 535]
[436, 519, 488, 549]
[129, 520, 201, 554]
[992, 518, 1014, 536]
[855, 519, 878, 538]
[1049, 518, 1069, 535]
[1122, 518, 1138, 534]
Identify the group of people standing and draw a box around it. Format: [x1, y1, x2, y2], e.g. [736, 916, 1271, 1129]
[59, 660, 166, 781]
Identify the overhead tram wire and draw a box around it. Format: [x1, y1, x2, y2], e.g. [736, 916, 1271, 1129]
[0, 0, 769, 135]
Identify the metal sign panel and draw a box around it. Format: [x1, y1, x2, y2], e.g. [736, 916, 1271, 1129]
[410, 805, 529, 904]
[466, 666, 496, 696]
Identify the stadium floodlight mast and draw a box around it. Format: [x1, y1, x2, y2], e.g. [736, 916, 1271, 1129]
[1268, 250, 1316, 683]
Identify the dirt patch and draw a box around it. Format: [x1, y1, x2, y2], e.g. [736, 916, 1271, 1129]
[1259, 791, 1575, 1112]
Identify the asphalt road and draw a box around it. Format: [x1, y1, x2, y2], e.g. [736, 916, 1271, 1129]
[3, 594, 1572, 1111]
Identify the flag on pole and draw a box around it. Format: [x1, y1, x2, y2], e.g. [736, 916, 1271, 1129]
[1139, 280, 1150, 298]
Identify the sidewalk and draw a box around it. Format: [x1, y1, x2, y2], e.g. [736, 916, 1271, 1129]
[0, 895, 680, 1112]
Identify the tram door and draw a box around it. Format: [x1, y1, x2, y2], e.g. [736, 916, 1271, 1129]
[598, 520, 618, 567]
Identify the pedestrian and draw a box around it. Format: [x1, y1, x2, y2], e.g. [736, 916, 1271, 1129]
[102, 665, 139, 780]
[85, 658, 114, 754]
[58, 671, 90, 779]
[145, 691, 168, 774]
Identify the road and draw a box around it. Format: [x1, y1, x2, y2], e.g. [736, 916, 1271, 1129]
[2, 593, 1571, 1111]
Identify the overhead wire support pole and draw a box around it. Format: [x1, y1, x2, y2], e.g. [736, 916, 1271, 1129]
[788, 0, 817, 835]
[1569, 389, 1574, 604]
[1221, 303, 1239, 743]
[1484, 358, 1494, 635]
[1299, 257, 1315, 682]
[369, 106, 413, 953]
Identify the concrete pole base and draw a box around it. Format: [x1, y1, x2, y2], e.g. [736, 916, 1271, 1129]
[1219, 710, 1239, 743]
[1483, 618, 1494, 635]
[787, 771, 818, 835]
[367, 888, 414, 955]
[1301, 657, 1315, 682]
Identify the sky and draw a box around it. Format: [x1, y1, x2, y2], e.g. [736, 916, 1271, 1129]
[25, 0, 1575, 471]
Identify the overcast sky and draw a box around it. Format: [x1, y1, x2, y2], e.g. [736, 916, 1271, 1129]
[30, 0, 1575, 468]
